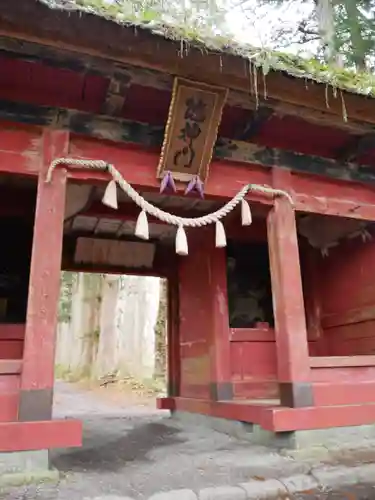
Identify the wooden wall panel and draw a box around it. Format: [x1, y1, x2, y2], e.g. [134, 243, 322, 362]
[0, 324, 25, 360]
[230, 337, 278, 399]
[318, 236, 375, 356]
[0, 340, 23, 359]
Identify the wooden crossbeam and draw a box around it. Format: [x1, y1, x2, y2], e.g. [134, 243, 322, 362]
[0, 35, 370, 134]
[2, 0, 375, 133]
[0, 98, 374, 185]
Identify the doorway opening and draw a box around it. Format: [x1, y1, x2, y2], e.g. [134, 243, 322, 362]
[226, 239, 274, 329]
[54, 271, 168, 410]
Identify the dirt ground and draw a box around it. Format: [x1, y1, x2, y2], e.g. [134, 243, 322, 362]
[1, 381, 375, 500]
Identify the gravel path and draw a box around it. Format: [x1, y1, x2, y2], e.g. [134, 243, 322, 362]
[1, 382, 375, 499]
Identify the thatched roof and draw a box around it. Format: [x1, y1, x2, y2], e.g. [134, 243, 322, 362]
[38, 0, 375, 100]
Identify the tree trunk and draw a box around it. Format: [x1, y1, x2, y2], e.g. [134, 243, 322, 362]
[154, 279, 168, 379]
[94, 274, 120, 378]
[315, 0, 337, 64]
[342, 0, 367, 70]
[116, 276, 160, 380]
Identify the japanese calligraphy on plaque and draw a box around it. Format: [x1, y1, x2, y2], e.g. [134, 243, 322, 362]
[157, 78, 228, 183]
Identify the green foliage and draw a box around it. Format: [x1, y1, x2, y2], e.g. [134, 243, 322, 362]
[58, 271, 76, 323]
[154, 280, 167, 378]
[334, 0, 375, 70]
[257, 0, 375, 71]
[55, 363, 92, 382]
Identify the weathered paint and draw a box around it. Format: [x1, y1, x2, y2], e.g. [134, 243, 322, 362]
[4, 0, 375, 452]
[167, 268, 181, 398]
[268, 170, 313, 407]
[158, 395, 375, 432]
[313, 380, 375, 405]
[209, 245, 233, 400]
[2, 98, 375, 185]
[1, 122, 375, 221]
[316, 234, 375, 358]
[0, 419, 82, 452]
[177, 229, 233, 401]
[3, 0, 375, 130]
[18, 130, 69, 422]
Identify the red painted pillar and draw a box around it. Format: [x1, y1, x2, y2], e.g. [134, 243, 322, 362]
[18, 130, 69, 421]
[167, 266, 181, 397]
[209, 244, 232, 401]
[178, 228, 232, 401]
[267, 169, 313, 407]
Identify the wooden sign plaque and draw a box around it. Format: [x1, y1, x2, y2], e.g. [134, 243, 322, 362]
[157, 78, 228, 182]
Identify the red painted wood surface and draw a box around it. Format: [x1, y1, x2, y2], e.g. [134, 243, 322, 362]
[310, 358, 375, 405]
[317, 236, 375, 357]
[178, 230, 211, 399]
[300, 243, 326, 357]
[4, 49, 375, 436]
[167, 269, 181, 397]
[69, 137, 272, 203]
[267, 170, 311, 383]
[0, 57, 108, 113]
[313, 381, 375, 406]
[68, 136, 375, 220]
[0, 325, 25, 360]
[0, 360, 22, 375]
[178, 229, 232, 399]
[230, 342, 277, 379]
[0, 340, 23, 359]
[0, 393, 19, 422]
[269, 403, 375, 432]
[233, 380, 279, 399]
[20, 130, 69, 393]
[0, 324, 25, 340]
[230, 327, 275, 342]
[230, 342, 278, 399]
[229, 329, 278, 400]
[0, 122, 41, 175]
[311, 365, 375, 382]
[158, 395, 375, 432]
[209, 245, 232, 391]
[0, 55, 361, 163]
[157, 396, 273, 427]
[0, 122, 375, 220]
[0, 373, 20, 422]
[0, 419, 82, 452]
[310, 355, 375, 368]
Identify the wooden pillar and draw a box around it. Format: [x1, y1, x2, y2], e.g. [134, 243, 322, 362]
[178, 228, 232, 401]
[267, 169, 313, 408]
[167, 265, 181, 397]
[18, 130, 69, 422]
[209, 245, 233, 401]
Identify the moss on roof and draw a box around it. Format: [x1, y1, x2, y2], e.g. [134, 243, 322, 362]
[39, 0, 375, 104]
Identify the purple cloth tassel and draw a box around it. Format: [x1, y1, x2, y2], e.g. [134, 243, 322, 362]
[195, 176, 205, 199]
[160, 171, 176, 193]
[185, 176, 197, 195]
[185, 175, 204, 199]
